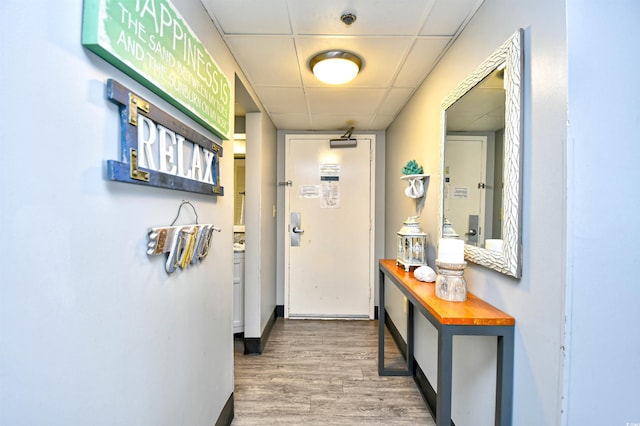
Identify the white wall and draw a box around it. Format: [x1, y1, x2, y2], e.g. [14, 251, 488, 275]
[385, 0, 568, 425]
[564, 0, 640, 424]
[244, 112, 277, 338]
[0, 1, 263, 424]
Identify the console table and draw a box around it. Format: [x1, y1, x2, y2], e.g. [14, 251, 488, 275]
[378, 259, 515, 426]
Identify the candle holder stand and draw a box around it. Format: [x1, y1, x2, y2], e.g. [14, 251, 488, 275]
[435, 260, 468, 302]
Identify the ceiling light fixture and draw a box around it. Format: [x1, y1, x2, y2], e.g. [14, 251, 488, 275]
[309, 50, 363, 85]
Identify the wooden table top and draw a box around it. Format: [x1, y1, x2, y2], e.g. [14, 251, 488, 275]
[380, 259, 515, 326]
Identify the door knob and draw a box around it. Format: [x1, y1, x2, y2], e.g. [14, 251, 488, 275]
[292, 226, 304, 234]
[466, 229, 477, 236]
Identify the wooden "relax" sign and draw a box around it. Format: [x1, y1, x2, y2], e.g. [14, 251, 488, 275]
[105, 79, 223, 196]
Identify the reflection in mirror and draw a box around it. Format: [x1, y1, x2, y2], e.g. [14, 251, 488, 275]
[234, 155, 245, 226]
[234, 134, 246, 227]
[444, 67, 505, 248]
[440, 29, 523, 278]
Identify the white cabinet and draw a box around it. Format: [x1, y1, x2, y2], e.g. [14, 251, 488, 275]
[233, 251, 245, 333]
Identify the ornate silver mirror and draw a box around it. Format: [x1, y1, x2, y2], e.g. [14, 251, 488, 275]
[440, 29, 523, 278]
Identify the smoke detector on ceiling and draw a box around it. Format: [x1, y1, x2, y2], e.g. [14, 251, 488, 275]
[340, 13, 357, 26]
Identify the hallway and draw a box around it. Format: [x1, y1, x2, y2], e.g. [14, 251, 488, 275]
[232, 318, 434, 425]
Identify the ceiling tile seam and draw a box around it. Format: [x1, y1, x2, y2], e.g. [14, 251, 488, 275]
[222, 33, 295, 38]
[222, 35, 304, 96]
[284, 0, 299, 37]
[388, 38, 455, 91]
[370, 86, 417, 122]
[405, 2, 485, 92]
[376, 1, 456, 90]
[221, 34, 452, 41]
[378, 36, 424, 93]
[375, 0, 484, 96]
[302, 88, 404, 93]
[394, 35, 457, 96]
[415, 35, 455, 41]
[289, 33, 312, 119]
[283, 0, 424, 39]
[390, 84, 424, 90]
[198, 8, 264, 99]
[200, 2, 223, 35]
[219, 51, 264, 101]
[288, 5, 427, 37]
[376, 107, 405, 126]
[303, 82, 315, 129]
[200, 4, 270, 118]
[386, 1, 485, 93]
[449, 0, 485, 41]
[219, 33, 456, 39]
[366, 116, 387, 131]
[252, 85, 309, 89]
[292, 34, 422, 40]
[415, 0, 439, 36]
[284, 0, 295, 35]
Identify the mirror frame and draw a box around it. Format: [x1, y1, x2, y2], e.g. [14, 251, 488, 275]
[439, 29, 523, 278]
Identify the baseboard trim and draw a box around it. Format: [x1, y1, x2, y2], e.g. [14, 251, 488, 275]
[276, 304, 376, 319]
[383, 310, 455, 426]
[243, 307, 278, 355]
[214, 393, 234, 426]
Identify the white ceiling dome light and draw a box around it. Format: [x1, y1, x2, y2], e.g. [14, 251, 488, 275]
[309, 50, 363, 85]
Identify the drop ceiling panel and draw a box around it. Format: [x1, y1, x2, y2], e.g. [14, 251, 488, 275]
[307, 88, 386, 115]
[394, 37, 452, 87]
[226, 36, 301, 87]
[310, 114, 374, 131]
[288, 0, 436, 36]
[296, 37, 412, 88]
[377, 88, 415, 115]
[201, 0, 485, 130]
[369, 115, 396, 130]
[254, 87, 308, 114]
[420, 0, 483, 36]
[203, 0, 291, 34]
[270, 113, 312, 130]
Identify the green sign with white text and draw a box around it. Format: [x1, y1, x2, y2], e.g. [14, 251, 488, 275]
[82, 0, 231, 140]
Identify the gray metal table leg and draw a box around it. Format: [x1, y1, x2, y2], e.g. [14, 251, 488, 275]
[436, 327, 454, 426]
[496, 328, 514, 425]
[378, 268, 411, 376]
[378, 268, 386, 376]
[407, 302, 414, 374]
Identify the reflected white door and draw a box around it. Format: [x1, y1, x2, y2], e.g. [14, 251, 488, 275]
[284, 135, 374, 318]
[444, 135, 487, 245]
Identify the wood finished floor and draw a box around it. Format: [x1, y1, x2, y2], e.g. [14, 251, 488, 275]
[232, 318, 435, 425]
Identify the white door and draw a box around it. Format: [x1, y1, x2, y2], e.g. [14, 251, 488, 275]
[444, 135, 488, 246]
[284, 135, 374, 319]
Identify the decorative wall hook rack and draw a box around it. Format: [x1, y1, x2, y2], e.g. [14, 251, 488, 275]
[146, 201, 221, 274]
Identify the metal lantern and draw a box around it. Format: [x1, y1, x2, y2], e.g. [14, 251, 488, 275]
[396, 216, 429, 271]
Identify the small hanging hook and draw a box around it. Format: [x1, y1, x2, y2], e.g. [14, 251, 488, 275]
[171, 200, 199, 226]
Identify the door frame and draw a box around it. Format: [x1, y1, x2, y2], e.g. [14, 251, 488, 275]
[283, 134, 376, 319]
